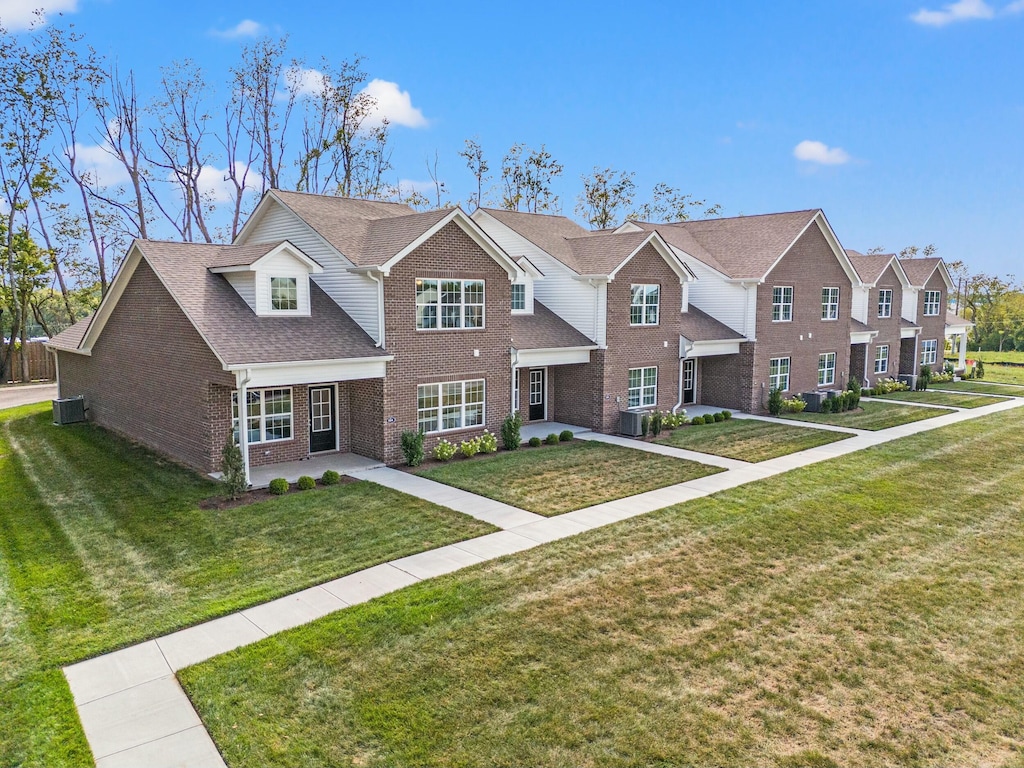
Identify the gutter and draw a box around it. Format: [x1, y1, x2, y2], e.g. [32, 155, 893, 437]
[237, 368, 252, 488]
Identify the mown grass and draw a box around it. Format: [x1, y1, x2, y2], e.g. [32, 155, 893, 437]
[0, 403, 495, 767]
[416, 440, 722, 515]
[655, 418, 851, 462]
[181, 407, 1024, 767]
[937, 379, 1024, 395]
[782, 399, 954, 430]
[875, 390, 1008, 409]
[948, 350, 1024, 364]
[983, 365, 1024, 386]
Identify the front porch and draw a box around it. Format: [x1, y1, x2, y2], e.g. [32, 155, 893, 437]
[519, 421, 592, 444]
[212, 452, 385, 489]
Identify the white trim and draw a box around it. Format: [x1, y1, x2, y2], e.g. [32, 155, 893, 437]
[818, 352, 837, 386]
[416, 378, 486, 434]
[208, 240, 324, 274]
[515, 346, 595, 368]
[227, 357, 392, 389]
[232, 386, 294, 445]
[772, 285, 794, 322]
[415, 277, 486, 331]
[629, 283, 661, 326]
[607, 232, 695, 283]
[627, 366, 658, 408]
[308, 383, 340, 454]
[877, 288, 894, 318]
[680, 337, 744, 358]
[900, 324, 921, 339]
[528, 367, 547, 421]
[874, 344, 890, 375]
[769, 356, 791, 392]
[850, 329, 878, 345]
[821, 286, 840, 321]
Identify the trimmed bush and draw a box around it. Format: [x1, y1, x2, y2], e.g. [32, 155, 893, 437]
[479, 430, 498, 453]
[721, 410, 732, 420]
[220, 432, 247, 500]
[528, 436, 542, 447]
[433, 439, 457, 461]
[545, 433, 560, 445]
[917, 364, 932, 391]
[820, 396, 834, 414]
[782, 397, 806, 413]
[460, 437, 482, 458]
[501, 411, 523, 451]
[559, 429, 574, 442]
[321, 469, 341, 486]
[400, 430, 425, 467]
[296, 475, 316, 491]
[691, 415, 705, 426]
[641, 413, 650, 438]
[650, 410, 664, 437]
[268, 478, 289, 495]
[976, 359, 985, 379]
[768, 386, 784, 416]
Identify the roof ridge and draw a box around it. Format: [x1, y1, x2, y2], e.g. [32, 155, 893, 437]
[640, 208, 820, 227]
[271, 189, 413, 208]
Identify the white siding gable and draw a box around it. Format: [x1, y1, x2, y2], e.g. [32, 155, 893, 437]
[851, 285, 870, 324]
[902, 287, 918, 323]
[666, 246, 750, 337]
[254, 250, 312, 316]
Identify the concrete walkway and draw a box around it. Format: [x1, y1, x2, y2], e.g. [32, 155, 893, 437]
[0, 382, 56, 410]
[63, 393, 1024, 768]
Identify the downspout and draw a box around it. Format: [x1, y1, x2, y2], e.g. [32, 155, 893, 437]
[367, 270, 385, 349]
[510, 347, 519, 415]
[237, 368, 252, 488]
[672, 353, 685, 414]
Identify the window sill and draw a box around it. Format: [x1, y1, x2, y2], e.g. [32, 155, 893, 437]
[423, 424, 487, 438]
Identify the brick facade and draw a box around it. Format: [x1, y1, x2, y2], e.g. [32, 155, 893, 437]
[699, 343, 756, 412]
[864, 263, 906, 385]
[916, 269, 947, 373]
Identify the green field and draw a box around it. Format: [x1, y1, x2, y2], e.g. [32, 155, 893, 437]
[656, 418, 851, 462]
[874, 390, 1007, 409]
[782, 399, 954, 430]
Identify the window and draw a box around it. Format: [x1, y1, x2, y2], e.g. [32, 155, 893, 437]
[628, 367, 658, 408]
[270, 277, 297, 311]
[769, 357, 791, 392]
[511, 283, 526, 311]
[417, 379, 485, 434]
[415, 278, 485, 329]
[630, 284, 660, 325]
[877, 289, 893, 319]
[232, 388, 292, 444]
[772, 286, 793, 322]
[818, 352, 837, 386]
[821, 287, 840, 320]
[874, 344, 889, 374]
[921, 339, 937, 365]
[923, 290, 941, 316]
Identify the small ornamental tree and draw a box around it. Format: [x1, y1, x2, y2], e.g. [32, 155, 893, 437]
[976, 359, 985, 379]
[501, 411, 523, 451]
[767, 386, 784, 416]
[400, 430, 425, 467]
[221, 432, 247, 500]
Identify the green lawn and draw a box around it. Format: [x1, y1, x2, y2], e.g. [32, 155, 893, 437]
[937, 379, 1024, 395]
[782, 399, 954, 430]
[983, 365, 1024, 386]
[655, 418, 851, 462]
[181, 409, 1024, 767]
[874, 390, 1008, 409]
[0, 403, 495, 768]
[417, 440, 722, 515]
[948, 350, 1024, 364]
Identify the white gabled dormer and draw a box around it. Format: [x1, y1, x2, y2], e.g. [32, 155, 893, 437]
[210, 241, 324, 317]
[512, 255, 544, 315]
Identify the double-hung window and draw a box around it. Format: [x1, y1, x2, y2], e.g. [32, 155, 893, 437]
[232, 388, 293, 444]
[818, 352, 836, 386]
[877, 289, 893, 319]
[923, 290, 941, 316]
[270, 277, 298, 311]
[874, 344, 889, 374]
[769, 357, 790, 392]
[920, 339, 937, 365]
[628, 367, 658, 408]
[417, 379, 485, 434]
[821, 287, 840, 320]
[511, 283, 526, 311]
[416, 278, 485, 329]
[630, 284, 660, 325]
[772, 286, 793, 322]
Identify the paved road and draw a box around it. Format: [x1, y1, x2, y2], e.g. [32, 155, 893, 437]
[0, 383, 57, 410]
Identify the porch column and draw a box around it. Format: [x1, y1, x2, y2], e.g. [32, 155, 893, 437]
[958, 332, 968, 371]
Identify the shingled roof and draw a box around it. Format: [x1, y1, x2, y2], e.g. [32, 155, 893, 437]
[52, 240, 387, 366]
[679, 306, 746, 342]
[899, 257, 945, 288]
[511, 301, 597, 350]
[47, 315, 93, 352]
[845, 250, 900, 284]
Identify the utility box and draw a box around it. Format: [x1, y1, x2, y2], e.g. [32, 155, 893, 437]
[53, 396, 86, 425]
[619, 409, 647, 437]
[898, 374, 917, 390]
[801, 391, 826, 413]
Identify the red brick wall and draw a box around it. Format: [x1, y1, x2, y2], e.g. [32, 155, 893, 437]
[597, 244, 684, 431]
[750, 224, 853, 412]
[699, 343, 756, 412]
[350, 378, 385, 460]
[916, 269, 947, 373]
[379, 222, 513, 464]
[550, 358, 603, 429]
[57, 258, 234, 472]
[865, 263, 905, 384]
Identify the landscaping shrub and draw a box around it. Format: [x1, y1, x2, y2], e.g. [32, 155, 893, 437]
[400, 430, 425, 467]
[479, 430, 498, 453]
[320, 469, 341, 486]
[691, 415, 704, 425]
[545, 433, 560, 445]
[782, 397, 806, 413]
[501, 411, 522, 451]
[433, 439, 457, 461]
[768, 386, 784, 416]
[559, 429, 574, 442]
[721, 410, 732, 420]
[820, 396, 834, 414]
[460, 437, 482, 458]
[650, 410, 664, 436]
[641, 413, 650, 438]
[848, 377, 862, 396]
[296, 475, 316, 491]
[528, 436, 542, 447]
[268, 478, 289, 495]
[917, 365, 932, 391]
[713, 412, 724, 423]
[875, 378, 909, 394]
[977, 359, 985, 379]
[220, 432, 247, 500]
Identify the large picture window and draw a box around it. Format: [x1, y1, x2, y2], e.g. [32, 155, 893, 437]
[821, 287, 840, 320]
[769, 357, 791, 392]
[630, 284, 660, 325]
[818, 352, 836, 386]
[416, 278, 485, 330]
[628, 367, 658, 408]
[920, 339, 938, 365]
[877, 289, 893, 318]
[232, 388, 293, 444]
[772, 286, 793, 322]
[417, 379, 485, 433]
[923, 290, 941, 316]
[875, 344, 889, 374]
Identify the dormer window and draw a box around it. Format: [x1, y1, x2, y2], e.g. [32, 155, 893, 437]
[271, 277, 298, 311]
[511, 283, 526, 311]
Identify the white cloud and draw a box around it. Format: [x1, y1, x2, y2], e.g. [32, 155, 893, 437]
[911, 0, 994, 26]
[210, 19, 265, 39]
[1005, 0, 1024, 12]
[286, 66, 328, 98]
[69, 141, 130, 188]
[195, 163, 263, 204]
[0, 0, 77, 30]
[361, 79, 427, 129]
[793, 140, 851, 166]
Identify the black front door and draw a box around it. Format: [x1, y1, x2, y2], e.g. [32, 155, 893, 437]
[309, 386, 337, 453]
[683, 359, 697, 405]
[528, 369, 545, 421]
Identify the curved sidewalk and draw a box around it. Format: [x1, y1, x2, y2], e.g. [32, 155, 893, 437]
[63, 394, 1024, 768]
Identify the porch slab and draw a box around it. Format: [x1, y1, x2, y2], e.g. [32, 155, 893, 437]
[212, 452, 385, 489]
[520, 421, 591, 444]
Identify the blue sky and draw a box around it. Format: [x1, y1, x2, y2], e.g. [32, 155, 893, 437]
[3, 0, 1022, 276]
